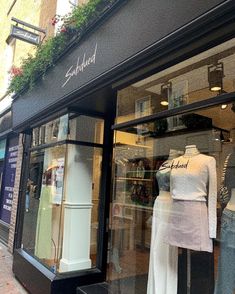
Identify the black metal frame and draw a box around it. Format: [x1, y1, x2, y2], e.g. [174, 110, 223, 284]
[113, 92, 235, 131]
[11, 17, 46, 34]
[28, 139, 104, 153]
[96, 92, 116, 276]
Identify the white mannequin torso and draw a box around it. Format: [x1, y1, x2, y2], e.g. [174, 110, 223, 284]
[183, 145, 200, 157]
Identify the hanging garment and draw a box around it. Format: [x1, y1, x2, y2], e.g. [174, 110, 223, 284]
[35, 185, 52, 259]
[214, 208, 235, 294]
[166, 200, 213, 252]
[147, 192, 178, 294]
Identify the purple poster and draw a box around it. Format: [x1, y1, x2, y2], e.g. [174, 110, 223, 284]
[0, 136, 19, 224]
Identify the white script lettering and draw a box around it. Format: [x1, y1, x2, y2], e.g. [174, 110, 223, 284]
[15, 29, 39, 43]
[62, 43, 97, 88]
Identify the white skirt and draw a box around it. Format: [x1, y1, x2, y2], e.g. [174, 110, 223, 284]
[147, 191, 178, 294]
[165, 199, 213, 253]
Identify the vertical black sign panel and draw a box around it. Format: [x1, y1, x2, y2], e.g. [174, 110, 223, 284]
[0, 136, 19, 224]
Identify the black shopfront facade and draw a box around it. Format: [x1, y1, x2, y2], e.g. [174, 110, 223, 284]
[12, 0, 235, 293]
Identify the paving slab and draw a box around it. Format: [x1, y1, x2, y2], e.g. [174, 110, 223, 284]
[0, 242, 28, 294]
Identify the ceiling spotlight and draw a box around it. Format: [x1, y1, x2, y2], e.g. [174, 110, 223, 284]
[161, 101, 169, 106]
[208, 62, 224, 92]
[221, 104, 228, 110]
[160, 82, 172, 106]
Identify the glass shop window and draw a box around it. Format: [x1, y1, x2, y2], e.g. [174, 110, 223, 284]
[68, 115, 104, 144]
[32, 114, 69, 147]
[108, 101, 235, 293]
[21, 114, 104, 273]
[116, 37, 235, 124]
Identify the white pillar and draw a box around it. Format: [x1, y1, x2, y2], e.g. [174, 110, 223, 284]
[59, 144, 93, 272]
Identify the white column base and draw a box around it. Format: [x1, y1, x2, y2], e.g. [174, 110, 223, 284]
[59, 258, 91, 272]
[59, 202, 93, 273]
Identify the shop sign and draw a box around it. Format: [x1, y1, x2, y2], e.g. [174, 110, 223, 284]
[7, 25, 40, 45]
[0, 137, 19, 224]
[62, 43, 97, 88]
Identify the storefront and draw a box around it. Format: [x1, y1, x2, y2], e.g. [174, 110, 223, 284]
[0, 109, 19, 245]
[11, 0, 235, 293]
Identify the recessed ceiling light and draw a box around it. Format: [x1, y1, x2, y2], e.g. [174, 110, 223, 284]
[160, 101, 169, 106]
[221, 104, 228, 110]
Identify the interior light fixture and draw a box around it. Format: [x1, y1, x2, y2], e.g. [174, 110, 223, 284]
[160, 82, 172, 106]
[208, 62, 224, 92]
[221, 104, 228, 110]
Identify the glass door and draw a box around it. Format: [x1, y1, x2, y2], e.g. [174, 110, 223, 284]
[107, 130, 156, 293]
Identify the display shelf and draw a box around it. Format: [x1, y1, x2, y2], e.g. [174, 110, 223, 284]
[113, 202, 153, 211]
[116, 177, 152, 182]
[115, 142, 151, 148]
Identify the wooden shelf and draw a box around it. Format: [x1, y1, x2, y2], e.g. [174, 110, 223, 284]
[115, 142, 151, 149]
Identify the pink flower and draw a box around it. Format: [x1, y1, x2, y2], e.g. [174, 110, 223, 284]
[10, 66, 23, 77]
[51, 15, 60, 26]
[60, 26, 67, 33]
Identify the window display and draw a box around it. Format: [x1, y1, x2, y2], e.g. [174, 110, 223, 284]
[110, 36, 235, 294]
[21, 114, 104, 273]
[109, 101, 235, 294]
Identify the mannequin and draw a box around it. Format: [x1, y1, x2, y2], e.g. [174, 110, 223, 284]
[147, 149, 180, 294]
[215, 149, 235, 294]
[226, 188, 235, 211]
[224, 147, 235, 207]
[35, 172, 52, 259]
[165, 145, 217, 253]
[215, 192, 235, 294]
[183, 145, 200, 157]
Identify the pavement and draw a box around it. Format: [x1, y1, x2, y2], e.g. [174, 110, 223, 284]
[0, 242, 28, 294]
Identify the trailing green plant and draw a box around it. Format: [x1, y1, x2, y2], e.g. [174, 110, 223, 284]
[68, 0, 102, 29]
[8, 0, 115, 94]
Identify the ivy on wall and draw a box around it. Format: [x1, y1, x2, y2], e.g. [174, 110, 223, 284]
[8, 0, 116, 95]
